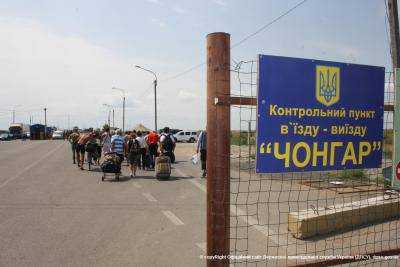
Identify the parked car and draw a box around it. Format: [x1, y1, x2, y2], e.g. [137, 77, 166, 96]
[174, 130, 198, 143]
[0, 133, 12, 141]
[52, 130, 64, 140]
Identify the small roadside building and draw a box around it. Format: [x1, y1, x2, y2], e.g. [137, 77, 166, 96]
[131, 124, 152, 134]
[30, 124, 53, 140]
[30, 124, 45, 140]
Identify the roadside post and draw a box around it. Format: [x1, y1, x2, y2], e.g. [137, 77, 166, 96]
[393, 68, 400, 187]
[206, 32, 230, 267]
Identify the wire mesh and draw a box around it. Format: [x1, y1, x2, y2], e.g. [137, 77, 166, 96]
[228, 60, 398, 266]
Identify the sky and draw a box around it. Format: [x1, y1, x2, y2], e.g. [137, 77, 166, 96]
[0, 0, 393, 131]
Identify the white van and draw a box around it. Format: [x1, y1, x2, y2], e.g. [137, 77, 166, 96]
[52, 130, 64, 140]
[174, 130, 198, 143]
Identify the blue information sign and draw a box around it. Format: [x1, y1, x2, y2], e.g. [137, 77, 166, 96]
[256, 55, 385, 173]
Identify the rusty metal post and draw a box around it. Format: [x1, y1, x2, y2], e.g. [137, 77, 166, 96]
[206, 32, 230, 267]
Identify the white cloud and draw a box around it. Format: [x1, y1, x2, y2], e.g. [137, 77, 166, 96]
[212, 0, 228, 7]
[307, 41, 360, 62]
[0, 18, 148, 128]
[151, 18, 166, 28]
[172, 6, 186, 14]
[177, 89, 198, 101]
[146, 0, 163, 5]
[0, 16, 206, 130]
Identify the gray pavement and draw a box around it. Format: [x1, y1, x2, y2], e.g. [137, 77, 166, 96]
[1, 140, 399, 267]
[0, 140, 207, 267]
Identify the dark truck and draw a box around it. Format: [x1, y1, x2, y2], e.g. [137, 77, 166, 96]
[9, 123, 29, 139]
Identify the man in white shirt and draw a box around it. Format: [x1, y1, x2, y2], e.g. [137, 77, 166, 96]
[135, 131, 147, 170]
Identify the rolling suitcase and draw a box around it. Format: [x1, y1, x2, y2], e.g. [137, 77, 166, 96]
[155, 156, 171, 179]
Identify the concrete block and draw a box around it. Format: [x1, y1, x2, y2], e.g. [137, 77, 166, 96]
[288, 195, 400, 239]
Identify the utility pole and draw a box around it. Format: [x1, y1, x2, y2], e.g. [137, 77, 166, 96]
[123, 96, 126, 133]
[44, 108, 47, 139]
[112, 109, 115, 128]
[112, 87, 126, 133]
[68, 114, 70, 130]
[388, 0, 400, 68]
[154, 79, 157, 132]
[206, 32, 230, 267]
[12, 110, 15, 123]
[134, 65, 158, 132]
[389, 0, 400, 189]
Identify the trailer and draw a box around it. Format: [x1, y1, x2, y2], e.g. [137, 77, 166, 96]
[9, 123, 30, 139]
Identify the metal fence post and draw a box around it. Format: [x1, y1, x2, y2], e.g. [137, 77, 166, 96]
[206, 32, 230, 267]
[393, 68, 400, 188]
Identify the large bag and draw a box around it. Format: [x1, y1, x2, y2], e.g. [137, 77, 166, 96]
[101, 160, 121, 173]
[162, 134, 174, 152]
[85, 142, 97, 153]
[191, 154, 199, 165]
[129, 139, 141, 155]
[155, 156, 171, 179]
[104, 153, 122, 165]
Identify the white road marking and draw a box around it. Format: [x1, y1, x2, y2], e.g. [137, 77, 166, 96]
[189, 179, 206, 193]
[174, 168, 206, 192]
[132, 182, 142, 188]
[196, 242, 206, 252]
[142, 192, 157, 202]
[0, 141, 65, 189]
[175, 167, 282, 246]
[229, 205, 282, 245]
[162, 210, 184, 226]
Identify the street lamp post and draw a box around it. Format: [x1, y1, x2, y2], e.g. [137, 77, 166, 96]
[112, 109, 115, 128]
[44, 107, 47, 139]
[11, 104, 22, 124]
[112, 87, 126, 132]
[134, 65, 158, 132]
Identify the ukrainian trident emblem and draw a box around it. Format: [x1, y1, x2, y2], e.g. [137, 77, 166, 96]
[316, 65, 340, 106]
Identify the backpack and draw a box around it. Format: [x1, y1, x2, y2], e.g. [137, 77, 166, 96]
[69, 133, 79, 144]
[162, 134, 174, 152]
[85, 141, 97, 153]
[129, 139, 141, 155]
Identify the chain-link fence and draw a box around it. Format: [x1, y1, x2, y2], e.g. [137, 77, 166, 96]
[225, 58, 398, 267]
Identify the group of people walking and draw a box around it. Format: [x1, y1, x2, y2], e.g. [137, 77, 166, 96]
[68, 125, 177, 178]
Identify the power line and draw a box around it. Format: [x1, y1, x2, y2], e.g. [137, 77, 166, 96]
[161, 0, 309, 82]
[231, 0, 308, 48]
[161, 62, 205, 82]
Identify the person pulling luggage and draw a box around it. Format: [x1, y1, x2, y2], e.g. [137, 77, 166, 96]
[159, 127, 175, 163]
[111, 129, 125, 164]
[155, 127, 173, 179]
[127, 132, 141, 177]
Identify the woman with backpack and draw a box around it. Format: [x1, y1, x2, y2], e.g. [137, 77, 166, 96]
[127, 132, 141, 178]
[159, 127, 175, 163]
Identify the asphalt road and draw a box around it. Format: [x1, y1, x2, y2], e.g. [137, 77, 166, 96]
[0, 140, 207, 267]
[1, 140, 399, 267]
